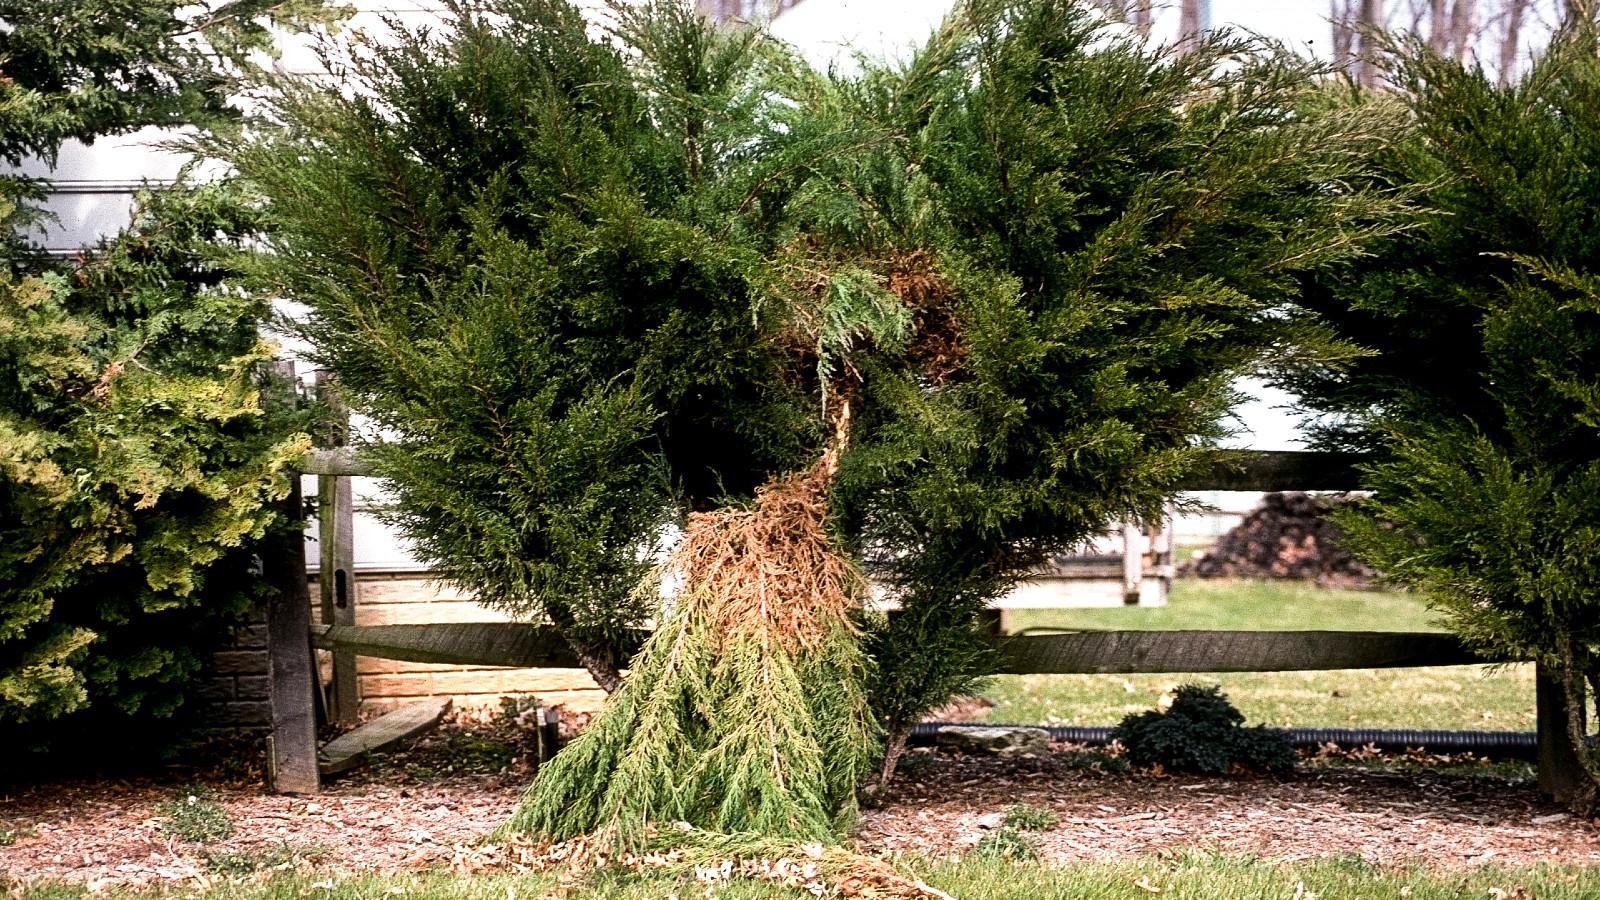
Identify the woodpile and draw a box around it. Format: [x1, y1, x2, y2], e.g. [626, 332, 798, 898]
[1182, 492, 1378, 588]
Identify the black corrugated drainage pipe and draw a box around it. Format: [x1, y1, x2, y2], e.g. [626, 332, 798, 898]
[911, 723, 1544, 759]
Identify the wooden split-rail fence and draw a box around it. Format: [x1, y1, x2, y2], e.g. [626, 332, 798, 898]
[258, 367, 1590, 803]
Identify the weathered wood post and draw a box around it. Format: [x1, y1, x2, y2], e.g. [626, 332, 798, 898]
[1121, 522, 1143, 605]
[265, 361, 320, 794]
[316, 371, 361, 727]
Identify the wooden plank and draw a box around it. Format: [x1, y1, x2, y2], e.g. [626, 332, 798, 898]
[355, 600, 510, 625]
[316, 621, 1484, 676]
[318, 697, 451, 775]
[1176, 450, 1367, 492]
[350, 579, 477, 606]
[311, 622, 648, 669]
[265, 361, 320, 795]
[991, 629, 1486, 674]
[304, 447, 1372, 491]
[1535, 662, 1589, 804]
[1120, 523, 1141, 605]
[315, 373, 360, 727]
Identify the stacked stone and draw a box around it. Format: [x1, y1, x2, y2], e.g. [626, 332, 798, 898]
[199, 612, 273, 729]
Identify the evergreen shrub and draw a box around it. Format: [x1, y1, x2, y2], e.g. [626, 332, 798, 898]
[1112, 684, 1295, 775]
[0, 0, 331, 748]
[214, 0, 1413, 844]
[1289, 15, 1600, 812]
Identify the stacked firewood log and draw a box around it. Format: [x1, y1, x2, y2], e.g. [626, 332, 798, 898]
[1182, 492, 1378, 588]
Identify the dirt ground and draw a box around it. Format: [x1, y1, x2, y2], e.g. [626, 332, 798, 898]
[3, 725, 1598, 890]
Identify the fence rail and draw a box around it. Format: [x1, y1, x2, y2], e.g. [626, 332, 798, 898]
[297, 447, 1371, 492]
[311, 622, 1488, 675]
[265, 415, 1590, 806]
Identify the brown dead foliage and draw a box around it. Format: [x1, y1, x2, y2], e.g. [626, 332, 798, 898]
[769, 246, 968, 386]
[884, 250, 968, 386]
[669, 402, 864, 654]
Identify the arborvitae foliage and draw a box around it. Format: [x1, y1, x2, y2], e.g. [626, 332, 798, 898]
[216, 0, 1411, 845]
[0, 1, 331, 744]
[1290, 19, 1600, 813]
[1112, 684, 1294, 775]
[0, 183, 310, 739]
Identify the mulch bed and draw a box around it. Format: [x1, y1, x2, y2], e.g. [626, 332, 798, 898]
[5, 734, 1597, 890]
[865, 750, 1600, 866]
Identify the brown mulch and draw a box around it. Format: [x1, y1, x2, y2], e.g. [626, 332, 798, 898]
[3, 744, 1597, 889]
[864, 749, 1600, 867]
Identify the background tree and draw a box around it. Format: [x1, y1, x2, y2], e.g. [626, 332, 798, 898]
[0, 1, 331, 751]
[1330, 0, 1585, 86]
[217, 0, 1412, 847]
[1287, 16, 1600, 813]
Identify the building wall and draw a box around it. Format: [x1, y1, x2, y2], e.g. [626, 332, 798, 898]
[338, 574, 606, 715]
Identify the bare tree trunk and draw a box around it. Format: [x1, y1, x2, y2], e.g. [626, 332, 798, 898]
[1449, 0, 1478, 61]
[1559, 640, 1600, 816]
[547, 609, 625, 694]
[1133, 0, 1153, 35]
[1179, 0, 1206, 49]
[1093, 0, 1124, 23]
[1358, 0, 1384, 87]
[1429, 0, 1452, 51]
[1498, 0, 1531, 84]
[1332, 0, 1359, 76]
[569, 636, 624, 694]
[862, 722, 914, 804]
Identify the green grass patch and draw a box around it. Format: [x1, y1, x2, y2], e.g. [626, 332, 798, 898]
[1002, 579, 1447, 634]
[11, 857, 1600, 900]
[153, 786, 232, 844]
[983, 580, 1535, 731]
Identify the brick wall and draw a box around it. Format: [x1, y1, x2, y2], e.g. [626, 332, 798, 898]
[199, 615, 273, 730]
[200, 574, 607, 730]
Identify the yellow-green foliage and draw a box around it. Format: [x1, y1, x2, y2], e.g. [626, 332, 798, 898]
[0, 186, 309, 736]
[0, 0, 332, 747]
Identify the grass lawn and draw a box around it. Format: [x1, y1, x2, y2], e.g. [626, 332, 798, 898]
[980, 579, 1536, 731]
[13, 857, 1600, 900]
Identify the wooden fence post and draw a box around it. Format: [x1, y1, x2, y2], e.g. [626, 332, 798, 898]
[265, 362, 319, 794]
[1536, 662, 1589, 804]
[316, 372, 360, 727]
[1121, 522, 1142, 605]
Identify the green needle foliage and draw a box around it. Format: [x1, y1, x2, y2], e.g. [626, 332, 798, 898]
[832, 1, 1416, 783]
[214, 0, 1413, 845]
[1290, 16, 1600, 813]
